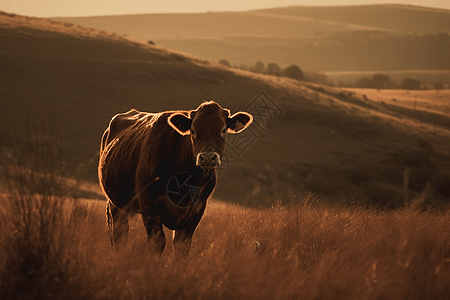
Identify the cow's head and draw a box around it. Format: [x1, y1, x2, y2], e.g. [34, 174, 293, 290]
[168, 101, 253, 170]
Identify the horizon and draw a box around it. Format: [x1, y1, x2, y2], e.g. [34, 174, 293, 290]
[3, 0, 450, 18]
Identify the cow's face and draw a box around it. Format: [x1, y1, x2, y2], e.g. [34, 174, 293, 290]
[168, 101, 253, 170]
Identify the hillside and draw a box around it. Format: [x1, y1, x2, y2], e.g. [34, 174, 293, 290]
[53, 4, 450, 71]
[1, 11, 450, 206]
[254, 4, 450, 33]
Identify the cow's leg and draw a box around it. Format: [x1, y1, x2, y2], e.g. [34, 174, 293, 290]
[106, 200, 129, 250]
[142, 212, 165, 256]
[173, 223, 198, 257]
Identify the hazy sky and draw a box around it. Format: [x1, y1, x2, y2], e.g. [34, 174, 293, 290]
[3, 0, 450, 17]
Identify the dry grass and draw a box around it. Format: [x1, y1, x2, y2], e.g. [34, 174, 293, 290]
[0, 118, 92, 299]
[1, 192, 450, 299]
[346, 88, 450, 117]
[1, 117, 450, 300]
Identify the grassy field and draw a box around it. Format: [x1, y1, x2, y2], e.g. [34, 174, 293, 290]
[1, 108, 449, 299]
[345, 88, 450, 116]
[1, 188, 450, 299]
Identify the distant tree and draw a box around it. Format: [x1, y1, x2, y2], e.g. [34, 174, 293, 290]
[266, 63, 282, 76]
[282, 64, 304, 81]
[251, 61, 265, 73]
[355, 77, 375, 88]
[219, 59, 231, 67]
[372, 73, 390, 89]
[434, 82, 444, 90]
[147, 40, 155, 45]
[401, 78, 422, 90]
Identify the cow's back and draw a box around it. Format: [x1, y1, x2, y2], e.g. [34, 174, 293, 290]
[101, 109, 147, 152]
[99, 109, 157, 209]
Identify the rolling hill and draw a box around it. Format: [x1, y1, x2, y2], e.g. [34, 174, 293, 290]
[53, 4, 450, 71]
[1, 11, 450, 206]
[254, 4, 450, 33]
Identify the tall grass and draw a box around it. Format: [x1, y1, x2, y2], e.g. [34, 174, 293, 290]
[0, 117, 91, 299]
[1, 122, 449, 299]
[1, 195, 449, 299]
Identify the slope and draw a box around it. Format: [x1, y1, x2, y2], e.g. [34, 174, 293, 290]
[1, 11, 449, 206]
[254, 4, 450, 34]
[52, 4, 450, 71]
[53, 11, 382, 40]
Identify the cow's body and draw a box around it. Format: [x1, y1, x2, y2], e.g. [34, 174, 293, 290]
[99, 101, 252, 256]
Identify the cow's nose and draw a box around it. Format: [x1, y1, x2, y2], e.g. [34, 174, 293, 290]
[196, 152, 221, 168]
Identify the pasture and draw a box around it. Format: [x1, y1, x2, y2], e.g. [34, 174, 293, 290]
[1, 128, 448, 300]
[1, 11, 450, 299]
[1, 189, 450, 299]
[345, 88, 450, 116]
[1, 133, 449, 300]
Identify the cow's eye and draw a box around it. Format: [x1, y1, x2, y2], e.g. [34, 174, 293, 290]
[222, 128, 227, 134]
[191, 129, 195, 135]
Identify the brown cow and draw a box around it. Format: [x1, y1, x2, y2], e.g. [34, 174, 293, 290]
[98, 101, 253, 256]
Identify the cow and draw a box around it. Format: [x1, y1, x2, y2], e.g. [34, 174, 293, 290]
[98, 101, 253, 257]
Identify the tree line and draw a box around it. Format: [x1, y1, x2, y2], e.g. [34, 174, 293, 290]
[219, 59, 447, 91]
[354, 74, 445, 90]
[219, 60, 306, 81]
[219, 60, 333, 86]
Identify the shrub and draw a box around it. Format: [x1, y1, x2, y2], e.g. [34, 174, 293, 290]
[401, 78, 422, 90]
[219, 59, 230, 67]
[266, 63, 282, 76]
[372, 73, 390, 89]
[282, 64, 304, 81]
[251, 61, 265, 73]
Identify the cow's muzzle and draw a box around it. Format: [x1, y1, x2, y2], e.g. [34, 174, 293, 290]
[196, 152, 221, 169]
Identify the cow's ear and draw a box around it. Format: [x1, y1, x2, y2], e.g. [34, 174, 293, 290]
[226, 112, 253, 134]
[168, 113, 192, 135]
